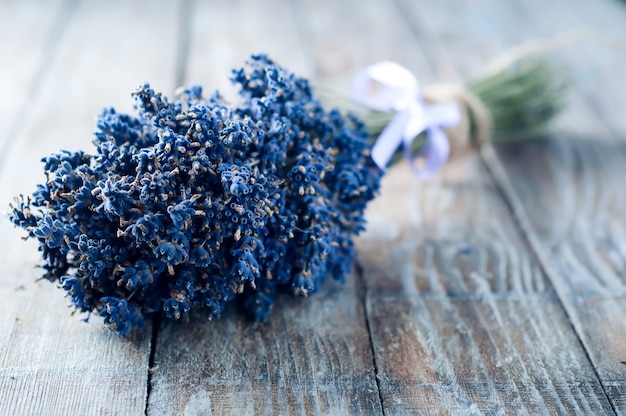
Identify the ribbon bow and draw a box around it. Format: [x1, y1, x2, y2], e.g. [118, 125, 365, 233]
[351, 61, 461, 178]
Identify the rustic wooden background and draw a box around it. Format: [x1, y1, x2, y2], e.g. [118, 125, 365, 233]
[1, 0, 625, 414]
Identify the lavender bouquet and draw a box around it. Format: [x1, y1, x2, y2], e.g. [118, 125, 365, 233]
[9, 53, 564, 335]
[10, 55, 382, 335]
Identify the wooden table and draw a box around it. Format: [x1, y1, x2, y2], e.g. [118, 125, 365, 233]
[1, 0, 625, 414]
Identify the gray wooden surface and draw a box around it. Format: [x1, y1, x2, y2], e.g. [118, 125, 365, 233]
[0, 0, 625, 414]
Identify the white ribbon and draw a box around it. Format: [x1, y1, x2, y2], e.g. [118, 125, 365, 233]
[351, 61, 461, 177]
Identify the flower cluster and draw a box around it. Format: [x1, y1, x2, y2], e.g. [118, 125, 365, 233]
[10, 55, 382, 335]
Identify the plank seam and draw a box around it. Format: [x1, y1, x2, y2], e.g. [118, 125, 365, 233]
[144, 315, 160, 416]
[480, 143, 619, 415]
[144, 1, 193, 413]
[354, 260, 386, 416]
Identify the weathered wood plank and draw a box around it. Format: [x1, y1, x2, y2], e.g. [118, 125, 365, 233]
[368, 294, 610, 415]
[395, 0, 626, 411]
[183, 0, 310, 99]
[148, 278, 380, 416]
[0, 0, 71, 157]
[299, 0, 617, 413]
[2, 0, 622, 414]
[146, 0, 382, 414]
[359, 160, 613, 414]
[0, 0, 181, 414]
[296, 0, 433, 91]
[491, 122, 626, 411]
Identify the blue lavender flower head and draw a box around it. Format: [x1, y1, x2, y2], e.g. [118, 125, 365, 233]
[9, 54, 383, 334]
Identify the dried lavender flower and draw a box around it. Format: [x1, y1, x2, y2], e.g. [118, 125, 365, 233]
[10, 54, 382, 335]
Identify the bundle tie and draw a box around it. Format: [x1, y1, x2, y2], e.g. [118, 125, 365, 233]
[351, 61, 491, 177]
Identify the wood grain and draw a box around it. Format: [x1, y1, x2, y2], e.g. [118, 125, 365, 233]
[0, 0, 72, 160]
[368, 294, 610, 415]
[148, 278, 380, 416]
[146, 1, 382, 414]
[300, 0, 617, 413]
[490, 118, 626, 412]
[0, 0, 181, 414]
[183, 0, 310, 100]
[392, 0, 626, 412]
[1, 0, 626, 414]
[358, 160, 614, 415]
[296, 0, 434, 92]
